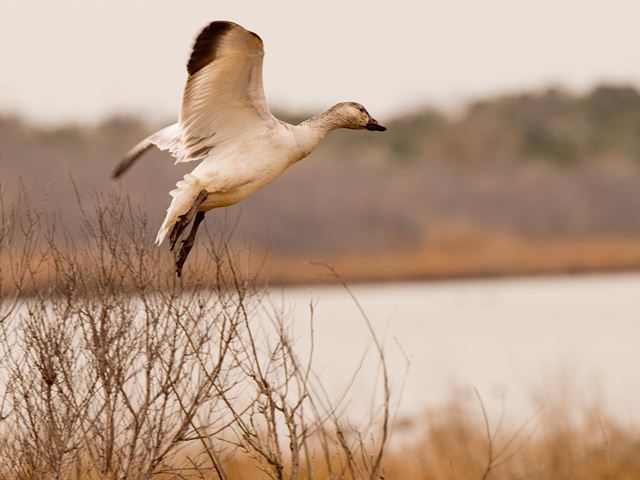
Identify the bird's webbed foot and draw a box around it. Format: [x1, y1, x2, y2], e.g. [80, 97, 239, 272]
[169, 189, 208, 251]
[175, 210, 205, 277]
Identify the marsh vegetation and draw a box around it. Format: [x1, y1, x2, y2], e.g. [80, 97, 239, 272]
[0, 192, 639, 479]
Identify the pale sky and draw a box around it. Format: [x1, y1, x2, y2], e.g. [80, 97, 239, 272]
[1, 0, 640, 124]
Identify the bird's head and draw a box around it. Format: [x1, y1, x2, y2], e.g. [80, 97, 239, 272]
[329, 102, 387, 132]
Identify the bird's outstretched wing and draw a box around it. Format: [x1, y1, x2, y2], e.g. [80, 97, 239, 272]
[178, 20, 273, 163]
[112, 21, 272, 178]
[112, 123, 180, 178]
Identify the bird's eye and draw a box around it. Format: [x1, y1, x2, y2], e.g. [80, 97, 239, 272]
[358, 106, 365, 113]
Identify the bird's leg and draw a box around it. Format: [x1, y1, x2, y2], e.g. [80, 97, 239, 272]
[175, 211, 205, 277]
[169, 189, 209, 251]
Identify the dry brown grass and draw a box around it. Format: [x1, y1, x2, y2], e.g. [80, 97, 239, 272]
[6, 218, 640, 293]
[259, 227, 640, 284]
[381, 398, 640, 480]
[165, 392, 640, 479]
[3, 396, 634, 479]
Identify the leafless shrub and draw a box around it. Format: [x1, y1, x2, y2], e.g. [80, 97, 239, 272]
[0, 183, 46, 325]
[0, 187, 392, 479]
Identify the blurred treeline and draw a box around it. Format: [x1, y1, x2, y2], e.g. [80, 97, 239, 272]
[3, 84, 640, 262]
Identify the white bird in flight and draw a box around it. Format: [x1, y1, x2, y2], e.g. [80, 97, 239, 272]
[113, 20, 386, 276]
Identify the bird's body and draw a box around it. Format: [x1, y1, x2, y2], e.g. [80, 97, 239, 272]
[113, 20, 386, 275]
[154, 116, 330, 245]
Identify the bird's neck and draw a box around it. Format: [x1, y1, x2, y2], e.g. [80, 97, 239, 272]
[291, 109, 342, 160]
[300, 108, 344, 133]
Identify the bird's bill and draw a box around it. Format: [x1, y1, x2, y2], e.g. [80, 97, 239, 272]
[365, 118, 386, 131]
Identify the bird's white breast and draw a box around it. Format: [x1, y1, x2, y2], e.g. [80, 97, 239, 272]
[191, 122, 303, 210]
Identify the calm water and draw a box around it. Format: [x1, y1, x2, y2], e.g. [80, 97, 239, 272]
[271, 273, 640, 425]
[15, 273, 640, 427]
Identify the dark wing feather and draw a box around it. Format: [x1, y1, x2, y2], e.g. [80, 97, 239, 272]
[187, 21, 234, 76]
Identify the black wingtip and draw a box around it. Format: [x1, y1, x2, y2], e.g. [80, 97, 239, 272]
[111, 166, 124, 180]
[111, 141, 154, 179]
[187, 21, 234, 76]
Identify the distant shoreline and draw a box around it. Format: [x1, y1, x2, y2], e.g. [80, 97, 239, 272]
[5, 229, 640, 294]
[264, 263, 640, 287]
[259, 234, 640, 286]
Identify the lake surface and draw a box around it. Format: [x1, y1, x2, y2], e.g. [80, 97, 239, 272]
[270, 273, 640, 426]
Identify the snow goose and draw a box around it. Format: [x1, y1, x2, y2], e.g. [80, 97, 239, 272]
[113, 20, 386, 276]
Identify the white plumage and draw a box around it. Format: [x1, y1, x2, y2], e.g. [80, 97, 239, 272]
[113, 20, 386, 275]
